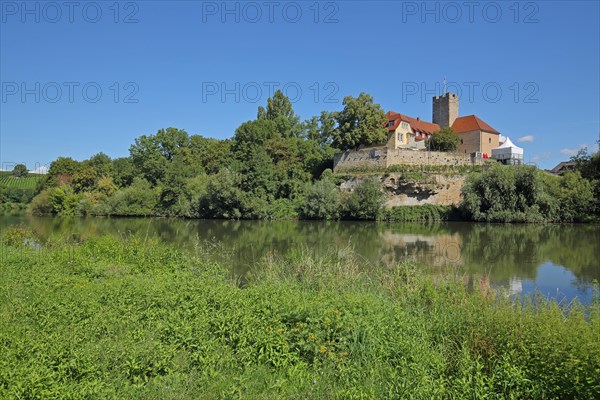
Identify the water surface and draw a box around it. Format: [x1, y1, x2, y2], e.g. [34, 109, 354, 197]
[1, 215, 598, 304]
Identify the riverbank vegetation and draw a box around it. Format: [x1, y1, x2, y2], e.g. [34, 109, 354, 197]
[0, 171, 43, 215]
[461, 163, 599, 223]
[1, 232, 598, 398]
[16, 90, 600, 223]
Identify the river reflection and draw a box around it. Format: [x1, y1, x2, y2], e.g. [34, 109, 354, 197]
[1, 215, 598, 303]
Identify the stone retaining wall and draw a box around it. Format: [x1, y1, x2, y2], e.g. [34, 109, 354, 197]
[333, 147, 481, 171]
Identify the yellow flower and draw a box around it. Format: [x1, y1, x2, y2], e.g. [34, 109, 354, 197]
[319, 345, 327, 354]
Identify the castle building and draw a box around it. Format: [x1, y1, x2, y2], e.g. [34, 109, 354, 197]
[385, 93, 501, 157]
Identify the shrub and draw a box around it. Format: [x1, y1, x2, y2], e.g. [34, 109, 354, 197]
[462, 164, 554, 222]
[343, 178, 385, 220]
[101, 178, 159, 216]
[300, 178, 340, 220]
[379, 205, 456, 222]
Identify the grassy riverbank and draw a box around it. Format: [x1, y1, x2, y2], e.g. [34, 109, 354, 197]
[1, 233, 599, 399]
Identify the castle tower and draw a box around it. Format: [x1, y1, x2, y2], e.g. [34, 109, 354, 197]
[432, 92, 459, 128]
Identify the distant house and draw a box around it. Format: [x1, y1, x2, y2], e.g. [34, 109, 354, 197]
[384, 92, 502, 157]
[550, 161, 576, 175]
[385, 112, 439, 150]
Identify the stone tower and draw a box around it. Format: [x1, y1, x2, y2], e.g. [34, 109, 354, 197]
[432, 92, 459, 128]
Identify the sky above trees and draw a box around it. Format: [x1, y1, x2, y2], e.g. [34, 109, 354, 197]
[1, 1, 599, 170]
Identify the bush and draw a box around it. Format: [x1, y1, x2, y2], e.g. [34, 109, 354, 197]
[379, 205, 456, 222]
[300, 178, 340, 220]
[101, 178, 159, 216]
[461, 164, 597, 222]
[194, 170, 251, 219]
[1, 225, 35, 247]
[427, 127, 461, 152]
[343, 178, 385, 220]
[461, 164, 554, 222]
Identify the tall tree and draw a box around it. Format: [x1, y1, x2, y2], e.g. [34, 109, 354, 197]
[12, 164, 28, 178]
[428, 127, 461, 152]
[303, 111, 337, 146]
[257, 90, 302, 138]
[129, 128, 191, 184]
[332, 93, 387, 150]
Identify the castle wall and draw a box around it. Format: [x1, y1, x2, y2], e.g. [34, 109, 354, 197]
[333, 147, 482, 172]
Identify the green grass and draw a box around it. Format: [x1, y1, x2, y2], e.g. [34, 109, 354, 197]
[1, 229, 599, 399]
[0, 171, 42, 190]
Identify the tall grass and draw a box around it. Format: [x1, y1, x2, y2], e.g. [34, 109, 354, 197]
[1, 231, 598, 399]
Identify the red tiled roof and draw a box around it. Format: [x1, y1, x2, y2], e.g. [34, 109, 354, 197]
[451, 115, 500, 134]
[385, 111, 441, 135]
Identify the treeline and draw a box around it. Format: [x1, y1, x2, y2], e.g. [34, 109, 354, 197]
[29, 91, 390, 220]
[461, 158, 600, 223]
[24, 89, 600, 223]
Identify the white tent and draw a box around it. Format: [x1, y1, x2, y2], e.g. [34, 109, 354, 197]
[491, 137, 524, 164]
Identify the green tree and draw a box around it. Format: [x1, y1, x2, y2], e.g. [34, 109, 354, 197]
[12, 164, 28, 178]
[546, 171, 595, 222]
[344, 178, 385, 220]
[86, 152, 113, 177]
[332, 93, 388, 150]
[129, 128, 191, 184]
[461, 164, 556, 222]
[72, 166, 99, 192]
[47, 157, 80, 186]
[102, 178, 158, 216]
[112, 157, 137, 187]
[195, 170, 250, 219]
[190, 135, 232, 174]
[428, 127, 460, 152]
[300, 174, 340, 220]
[257, 90, 302, 137]
[303, 111, 337, 146]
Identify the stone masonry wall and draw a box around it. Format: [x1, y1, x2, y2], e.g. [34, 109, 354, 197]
[333, 147, 480, 172]
[333, 148, 387, 171]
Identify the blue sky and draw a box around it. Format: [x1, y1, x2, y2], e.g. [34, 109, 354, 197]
[1, 0, 599, 171]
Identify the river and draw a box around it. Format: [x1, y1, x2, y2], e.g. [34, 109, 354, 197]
[1, 215, 598, 304]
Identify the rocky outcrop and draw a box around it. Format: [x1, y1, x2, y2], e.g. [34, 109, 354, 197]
[339, 173, 466, 207]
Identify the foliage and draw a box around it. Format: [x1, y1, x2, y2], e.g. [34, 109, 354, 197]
[303, 111, 337, 146]
[11, 163, 28, 178]
[193, 170, 252, 219]
[427, 126, 461, 152]
[332, 93, 388, 150]
[257, 89, 303, 138]
[46, 156, 80, 186]
[462, 164, 550, 222]
[570, 146, 600, 218]
[1, 236, 598, 399]
[0, 225, 35, 247]
[0, 172, 41, 214]
[99, 178, 159, 216]
[461, 163, 597, 222]
[300, 173, 341, 220]
[379, 205, 456, 222]
[129, 127, 193, 185]
[344, 178, 385, 220]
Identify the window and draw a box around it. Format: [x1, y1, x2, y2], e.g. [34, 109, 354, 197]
[388, 120, 395, 127]
[461, 139, 463, 144]
[489, 138, 491, 143]
[398, 133, 404, 142]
